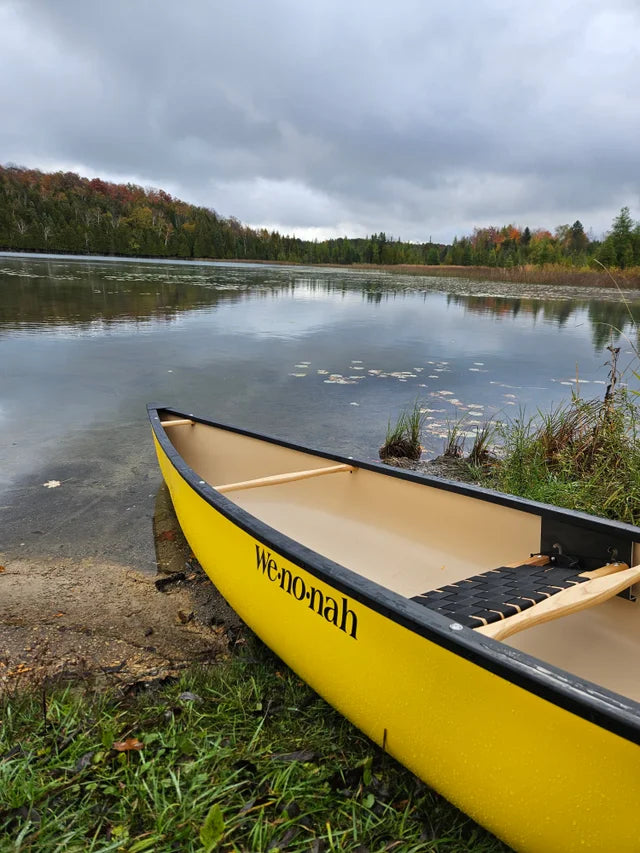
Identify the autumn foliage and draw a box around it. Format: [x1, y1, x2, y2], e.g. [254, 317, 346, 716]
[1, 165, 640, 270]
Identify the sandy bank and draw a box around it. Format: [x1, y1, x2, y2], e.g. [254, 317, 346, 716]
[0, 486, 243, 693]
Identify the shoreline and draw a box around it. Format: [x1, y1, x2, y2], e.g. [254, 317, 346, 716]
[0, 459, 466, 694]
[3, 249, 640, 290]
[0, 486, 243, 694]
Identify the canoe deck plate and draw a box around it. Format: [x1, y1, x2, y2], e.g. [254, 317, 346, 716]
[541, 516, 633, 572]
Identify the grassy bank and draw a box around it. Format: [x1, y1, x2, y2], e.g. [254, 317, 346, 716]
[433, 387, 640, 525]
[354, 263, 640, 289]
[7, 391, 640, 852]
[0, 641, 507, 852]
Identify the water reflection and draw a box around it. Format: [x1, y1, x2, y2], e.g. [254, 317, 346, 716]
[4, 254, 640, 562]
[0, 261, 262, 331]
[2, 256, 639, 353]
[1, 254, 638, 487]
[446, 293, 640, 351]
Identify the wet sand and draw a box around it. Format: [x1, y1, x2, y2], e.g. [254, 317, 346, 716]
[0, 486, 243, 693]
[0, 452, 473, 694]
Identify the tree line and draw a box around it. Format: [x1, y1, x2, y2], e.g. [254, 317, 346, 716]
[1, 164, 639, 269]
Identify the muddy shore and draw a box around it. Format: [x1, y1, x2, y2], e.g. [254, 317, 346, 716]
[0, 486, 243, 693]
[0, 458, 473, 693]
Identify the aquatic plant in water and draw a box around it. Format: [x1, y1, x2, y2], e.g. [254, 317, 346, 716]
[379, 401, 425, 460]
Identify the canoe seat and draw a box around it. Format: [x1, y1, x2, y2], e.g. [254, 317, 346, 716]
[411, 562, 589, 628]
[411, 559, 640, 641]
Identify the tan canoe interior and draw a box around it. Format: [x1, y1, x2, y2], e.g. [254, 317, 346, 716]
[163, 418, 640, 703]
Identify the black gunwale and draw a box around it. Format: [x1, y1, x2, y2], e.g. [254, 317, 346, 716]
[148, 403, 640, 746]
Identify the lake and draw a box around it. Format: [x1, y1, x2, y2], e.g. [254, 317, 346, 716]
[1, 253, 638, 570]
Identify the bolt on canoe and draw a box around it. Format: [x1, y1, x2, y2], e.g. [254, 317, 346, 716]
[148, 403, 640, 853]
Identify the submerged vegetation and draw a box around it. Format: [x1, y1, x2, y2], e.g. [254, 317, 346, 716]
[0, 642, 507, 852]
[2, 165, 640, 281]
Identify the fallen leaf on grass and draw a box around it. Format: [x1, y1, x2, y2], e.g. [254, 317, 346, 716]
[156, 530, 176, 541]
[270, 749, 317, 763]
[178, 691, 202, 703]
[112, 738, 144, 752]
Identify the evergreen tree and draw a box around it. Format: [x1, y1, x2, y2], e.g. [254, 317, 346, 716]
[611, 207, 635, 267]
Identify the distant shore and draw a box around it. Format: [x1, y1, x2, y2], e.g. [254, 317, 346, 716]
[352, 262, 640, 289]
[3, 249, 640, 290]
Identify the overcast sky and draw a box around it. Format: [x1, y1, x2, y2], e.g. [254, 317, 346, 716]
[1, 0, 639, 243]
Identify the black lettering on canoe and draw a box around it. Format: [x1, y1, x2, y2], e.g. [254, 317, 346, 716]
[256, 544, 270, 573]
[253, 544, 358, 639]
[267, 558, 278, 582]
[340, 597, 358, 639]
[292, 575, 306, 601]
[308, 586, 324, 615]
[280, 566, 293, 594]
[255, 545, 279, 582]
[323, 595, 339, 626]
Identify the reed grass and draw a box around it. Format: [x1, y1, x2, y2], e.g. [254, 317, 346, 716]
[356, 263, 640, 289]
[467, 421, 497, 467]
[477, 392, 640, 524]
[442, 419, 466, 459]
[379, 401, 425, 460]
[0, 641, 507, 852]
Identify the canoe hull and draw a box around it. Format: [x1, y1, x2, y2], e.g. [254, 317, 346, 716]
[151, 416, 640, 853]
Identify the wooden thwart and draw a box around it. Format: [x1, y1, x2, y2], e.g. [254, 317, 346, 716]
[475, 562, 640, 641]
[505, 555, 625, 580]
[161, 419, 195, 427]
[505, 554, 550, 568]
[215, 463, 355, 495]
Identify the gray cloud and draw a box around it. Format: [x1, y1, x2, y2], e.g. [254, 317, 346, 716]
[1, 0, 639, 241]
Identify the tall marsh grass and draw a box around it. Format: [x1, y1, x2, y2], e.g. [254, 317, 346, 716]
[480, 392, 640, 524]
[379, 401, 425, 460]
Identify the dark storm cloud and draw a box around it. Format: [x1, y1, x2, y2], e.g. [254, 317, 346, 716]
[2, 0, 639, 240]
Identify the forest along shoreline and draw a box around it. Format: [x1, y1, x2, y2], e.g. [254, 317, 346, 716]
[2, 166, 640, 284]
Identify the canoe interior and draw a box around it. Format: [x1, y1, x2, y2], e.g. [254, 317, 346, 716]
[162, 416, 640, 703]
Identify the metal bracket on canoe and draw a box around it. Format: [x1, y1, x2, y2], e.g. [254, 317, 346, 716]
[536, 543, 581, 571]
[540, 516, 637, 600]
[540, 516, 633, 573]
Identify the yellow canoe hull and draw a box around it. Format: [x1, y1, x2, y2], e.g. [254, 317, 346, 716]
[149, 405, 640, 852]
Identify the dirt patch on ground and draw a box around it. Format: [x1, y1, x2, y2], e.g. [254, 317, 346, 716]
[0, 486, 244, 694]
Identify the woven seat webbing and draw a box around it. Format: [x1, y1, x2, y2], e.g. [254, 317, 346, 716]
[411, 563, 589, 628]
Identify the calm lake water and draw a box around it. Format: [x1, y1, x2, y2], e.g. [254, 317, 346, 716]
[2, 253, 639, 569]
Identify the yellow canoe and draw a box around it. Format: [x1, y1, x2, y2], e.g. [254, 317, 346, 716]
[148, 403, 640, 852]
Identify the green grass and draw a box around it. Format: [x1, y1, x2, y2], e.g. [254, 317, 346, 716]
[1, 640, 508, 852]
[474, 392, 640, 524]
[380, 402, 425, 461]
